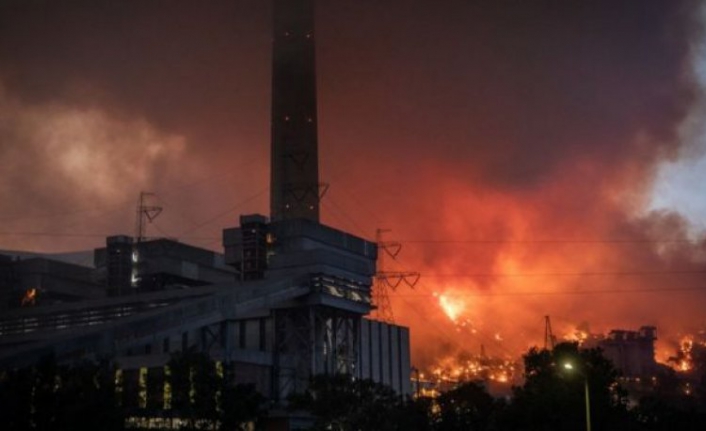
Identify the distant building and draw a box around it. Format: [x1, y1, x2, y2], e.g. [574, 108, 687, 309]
[599, 326, 658, 377]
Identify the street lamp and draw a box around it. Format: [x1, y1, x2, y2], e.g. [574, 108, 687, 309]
[563, 361, 591, 431]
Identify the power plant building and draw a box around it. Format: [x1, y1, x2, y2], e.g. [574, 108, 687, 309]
[0, 0, 412, 426]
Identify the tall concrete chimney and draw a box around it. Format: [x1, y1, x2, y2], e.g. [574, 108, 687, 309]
[270, 0, 320, 222]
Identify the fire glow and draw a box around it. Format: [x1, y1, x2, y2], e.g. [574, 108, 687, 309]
[436, 292, 467, 324]
[669, 335, 706, 373]
[21, 288, 37, 307]
[418, 353, 519, 398]
[0, 0, 704, 394]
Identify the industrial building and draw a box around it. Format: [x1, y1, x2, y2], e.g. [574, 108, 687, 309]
[598, 326, 658, 378]
[0, 0, 412, 427]
[0, 250, 101, 309]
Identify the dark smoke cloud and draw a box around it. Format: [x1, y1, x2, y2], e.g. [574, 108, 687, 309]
[1, 0, 704, 365]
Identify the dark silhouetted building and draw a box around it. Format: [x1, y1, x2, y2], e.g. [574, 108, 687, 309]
[599, 326, 658, 377]
[0, 2, 412, 429]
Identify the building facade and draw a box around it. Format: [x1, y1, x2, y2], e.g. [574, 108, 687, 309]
[0, 3, 412, 426]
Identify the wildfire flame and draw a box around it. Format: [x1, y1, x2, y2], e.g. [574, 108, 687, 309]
[564, 328, 590, 345]
[436, 292, 467, 324]
[664, 333, 706, 373]
[418, 353, 518, 397]
[675, 336, 695, 372]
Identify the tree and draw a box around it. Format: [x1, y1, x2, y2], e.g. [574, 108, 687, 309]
[433, 380, 496, 431]
[396, 396, 435, 431]
[288, 374, 406, 431]
[220, 383, 266, 431]
[0, 356, 123, 431]
[167, 350, 221, 430]
[166, 351, 267, 431]
[52, 360, 123, 431]
[635, 366, 705, 431]
[506, 342, 631, 431]
[0, 366, 34, 430]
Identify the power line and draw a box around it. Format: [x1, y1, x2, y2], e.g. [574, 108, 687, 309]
[393, 286, 706, 297]
[156, 153, 265, 198]
[395, 294, 518, 358]
[0, 231, 221, 241]
[399, 239, 701, 244]
[177, 187, 268, 236]
[0, 154, 266, 224]
[0, 231, 110, 238]
[321, 196, 368, 238]
[0, 201, 135, 223]
[421, 270, 706, 278]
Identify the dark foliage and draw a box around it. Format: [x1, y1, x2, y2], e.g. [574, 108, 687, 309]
[220, 382, 266, 431]
[434, 380, 497, 431]
[0, 356, 123, 431]
[288, 374, 411, 431]
[4, 344, 706, 430]
[0, 352, 266, 431]
[505, 342, 632, 431]
[634, 366, 706, 431]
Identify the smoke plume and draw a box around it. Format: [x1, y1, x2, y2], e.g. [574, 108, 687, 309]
[1, 0, 705, 365]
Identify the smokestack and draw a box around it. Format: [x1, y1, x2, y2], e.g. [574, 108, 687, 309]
[270, 0, 320, 222]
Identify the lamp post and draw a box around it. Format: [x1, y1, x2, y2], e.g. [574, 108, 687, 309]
[563, 362, 591, 431]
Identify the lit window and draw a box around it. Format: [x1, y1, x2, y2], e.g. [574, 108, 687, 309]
[115, 369, 124, 406]
[164, 366, 172, 410]
[138, 368, 148, 409]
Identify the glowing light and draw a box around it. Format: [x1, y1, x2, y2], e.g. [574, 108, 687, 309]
[676, 336, 695, 372]
[564, 327, 590, 344]
[438, 293, 466, 323]
[418, 352, 518, 396]
[138, 367, 148, 409]
[21, 288, 37, 307]
[664, 334, 706, 373]
[164, 366, 172, 410]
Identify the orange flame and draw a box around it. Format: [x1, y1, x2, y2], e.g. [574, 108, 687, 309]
[21, 288, 37, 307]
[437, 294, 465, 323]
[676, 336, 694, 372]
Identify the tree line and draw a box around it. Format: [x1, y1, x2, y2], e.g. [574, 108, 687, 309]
[1, 342, 705, 430]
[289, 342, 706, 431]
[0, 351, 264, 431]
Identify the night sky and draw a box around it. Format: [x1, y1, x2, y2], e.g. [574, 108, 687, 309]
[1, 0, 705, 366]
